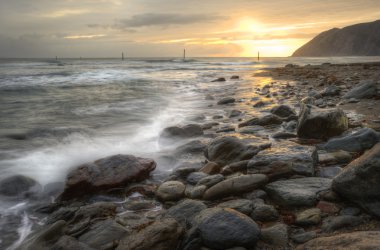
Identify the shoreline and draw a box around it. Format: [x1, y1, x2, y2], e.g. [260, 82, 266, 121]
[2, 61, 380, 249]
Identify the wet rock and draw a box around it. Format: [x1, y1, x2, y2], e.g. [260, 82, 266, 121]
[175, 140, 207, 156]
[0, 175, 41, 197]
[156, 181, 186, 201]
[297, 104, 348, 139]
[221, 160, 250, 175]
[199, 162, 222, 175]
[295, 208, 321, 226]
[272, 132, 297, 139]
[321, 85, 340, 96]
[52, 235, 95, 250]
[205, 94, 214, 100]
[332, 143, 380, 217]
[316, 201, 340, 214]
[253, 100, 267, 108]
[166, 199, 207, 226]
[186, 208, 260, 249]
[60, 154, 156, 200]
[265, 177, 332, 207]
[270, 105, 296, 118]
[260, 223, 288, 247]
[319, 166, 342, 178]
[248, 141, 317, 179]
[318, 150, 352, 164]
[291, 231, 316, 244]
[308, 90, 321, 98]
[212, 77, 226, 82]
[297, 231, 380, 250]
[116, 218, 183, 250]
[340, 207, 361, 216]
[203, 174, 268, 200]
[217, 199, 253, 215]
[217, 97, 235, 105]
[216, 125, 235, 133]
[78, 219, 127, 249]
[187, 172, 209, 185]
[238, 125, 265, 134]
[197, 174, 224, 188]
[204, 136, 262, 166]
[231, 75, 240, 79]
[123, 200, 156, 211]
[343, 80, 377, 99]
[187, 185, 207, 199]
[160, 124, 204, 141]
[321, 215, 363, 232]
[228, 109, 242, 118]
[320, 127, 380, 153]
[239, 114, 283, 127]
[173, 162, 203, 178]
[251, 204, 279, 221]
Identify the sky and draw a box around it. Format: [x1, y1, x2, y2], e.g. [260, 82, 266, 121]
[0, 0, 379, 58]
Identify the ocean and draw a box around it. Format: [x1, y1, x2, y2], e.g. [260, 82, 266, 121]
[1, 56, 380, 249]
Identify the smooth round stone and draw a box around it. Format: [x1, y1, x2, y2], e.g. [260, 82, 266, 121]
[156, 181, 185, 201]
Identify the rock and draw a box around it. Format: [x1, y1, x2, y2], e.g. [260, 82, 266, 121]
[291, 231, 316, 244]
[253, 101, 267, 108]
[189, 208, 260, 249]
[230, 75, 239, 79]
[197, 174, 224, 188]
[175, 140, 206, 156]
[203, 174, 268, 200]
[166, 199, 207, 226]
[116, 218, 183, 250]
[321, 85, 341, 96]
[297, 104, 348, 139]
[123, 200, 156, 211]
[272, 132, 297, 139]
[248, 141, 317, 179]
[297, 231, 380, 250]
[332, 143, 380, 217]
[217, 97, 235, 105]
[321, 215, 363, 232]
[260, 224, 288, 247]
[199, 162, 222, 175]
[319, 166, 342, 178]
[316, 201, 340, 214]
[216, 125, 235, 133]
[186, 172, 208, 185]
[217, 199, 253, 215]
[239, 114, 283, 127]
[205, 94, 214, 100]
[320, 127, 380, 153]
[156, 181, 186, 201]
[343, 80, 377, 99]
[0, 175, 41, 197]
[265, 177, 332, 207]
[187, 185, 207, 199]
[52, 235, 95, 250]
[212, 77, 226, 82]
[173, 162, 203, 178]
[238, 126, 265, 134]
[60, 154, 156, 200]
[318, 150, 352, 164]
[228, 109, 242, 118]
[160, 124, 203, 141]
[308, 90, 321, 98]
[251, 204, 279, 221]
[295, 208, 321, 226]
[340, 207, 361, 216]
[78, 219, 127, 249]
[270, 105, 296, 118]
[204, 136, 262, 166]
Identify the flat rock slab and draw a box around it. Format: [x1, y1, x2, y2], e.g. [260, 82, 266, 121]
[203, 174, 268, 200]
[265, 177, 332, 207]
[296, 231, 380, 250]
[60, 154, 156, 200]
[248, 141, 317, 179]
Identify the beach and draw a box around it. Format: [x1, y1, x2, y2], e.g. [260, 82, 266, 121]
[1, 58, 380, 249]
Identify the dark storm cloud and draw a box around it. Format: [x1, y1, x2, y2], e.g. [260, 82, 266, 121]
[117, 13, 225, 28]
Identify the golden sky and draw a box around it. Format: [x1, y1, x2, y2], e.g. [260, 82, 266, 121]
[0, 0, 379, 57]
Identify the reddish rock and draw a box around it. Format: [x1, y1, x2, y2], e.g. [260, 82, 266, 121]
[316, 201, 340, 214]
[60, 154, 156, 200]
[200, 162, 222, 175]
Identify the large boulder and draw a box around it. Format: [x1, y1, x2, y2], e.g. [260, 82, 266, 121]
[183, 208, 260, 249]
[203, 174, 268, 200]
[320, 127, 380, 153]
[239, 114, 283, 127]
[159, 124, 203, 142]
[296, 231, 380, 250]
[60, 155, 156, 200]
[270, 105, 296, 118]
[332, 143, 380, 217]
[165, 199, 207, 226]
[0, 175, 41, 197]
[265, 177, 332, 207]
[205, 136, 268, 166]
[116, 218, 184, 250]
[297, 104, 348, 139]
[248, 141, 317, 179]
[343, 80, 378, 99]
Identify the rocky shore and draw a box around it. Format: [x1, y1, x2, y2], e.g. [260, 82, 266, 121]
[2, 62, 380, 250]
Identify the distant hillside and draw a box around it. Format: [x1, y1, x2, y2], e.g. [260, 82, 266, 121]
[292, 20, 380, 57]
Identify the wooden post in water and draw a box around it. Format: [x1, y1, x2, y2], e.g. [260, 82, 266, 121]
[122, 52, 124, 61]
[55, 56, 58, 60]
[257, 51, 260, 62]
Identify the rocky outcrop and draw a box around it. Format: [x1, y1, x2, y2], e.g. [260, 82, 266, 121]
[297, 104, 348, 139]
[292, 20, 380, 57]
[60, 154, 156, 200]
[332, 143, 380, 217]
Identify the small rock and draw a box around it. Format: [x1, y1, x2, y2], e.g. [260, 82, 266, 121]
[270, 105, 296, 118]
[187, 172, 209, 185]
[197, 174, 224, 188]
[251, 204, 279, 221]
[200, 162, 222, 175]
[212, 77, 226, 82]
[217, 97, 235, 105]
[217, 199, 253, 215]
[261, 223, 288, 247]
[156, 181, 185, 201]
[295, 208, 321, 226]
[321, 215, 363, 232]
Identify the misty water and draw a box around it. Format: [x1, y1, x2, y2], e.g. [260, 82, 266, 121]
[1, 56, 380, 249]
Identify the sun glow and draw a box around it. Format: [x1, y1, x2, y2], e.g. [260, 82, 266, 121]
[236, 17, 265, 34]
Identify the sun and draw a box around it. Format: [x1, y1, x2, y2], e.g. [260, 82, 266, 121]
[236, 17, 265, 34]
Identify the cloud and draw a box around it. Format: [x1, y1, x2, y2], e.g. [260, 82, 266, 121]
[64, 34, 105, 39]
[118, 13, 224, 27]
